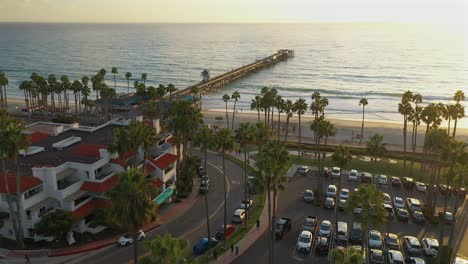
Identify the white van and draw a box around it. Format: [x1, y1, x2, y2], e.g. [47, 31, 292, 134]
[336, 221, 348, 243]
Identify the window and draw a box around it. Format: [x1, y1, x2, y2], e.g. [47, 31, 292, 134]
[26, 210, 31, 220]
[24, 185, 43, 200]
[28, 228, 34, 237]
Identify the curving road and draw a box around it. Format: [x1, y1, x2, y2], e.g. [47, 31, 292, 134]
[67, 151, 247, 264]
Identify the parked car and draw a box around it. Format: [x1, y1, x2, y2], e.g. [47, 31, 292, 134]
[193, 237, 217, 254]
[339, 188, 350, 199]
[231, 209, 246, 223]
[361, 172, 373, 184]
[411, 210, 425, 224]
[403, 177, 415, 189]
[275, 217, 292, 240]
[247, 176, 256, 194]
[387, 250, 405, 264]
[296, 230, 313, 253]
[348, 169, 358, 182]
[368, 230, 383, 249]
[393, 196, 405, 209]
[331, 167, 341, 178]
[384, 204, 395, 219]
[409, 257, 426, 264]
[201, 174, 210, 184]
[215, 224, 236, 240]
[324, 197, 335, 209]
[303, 190, 314, 203]
[350, 222, 363, 244]
[326, 184, 337, 197]
[302, 216, 318, 233]
[240, 200, 253, 209]
[385, 233, 400, 250]
[443, 211, 455, 224]
[323, 167, 330, 177]
[383, 193, 391, 205]
[370, 249, 384, 264]
[354, 204, 363, 215]
[199, 180, 209, 194]
[396, 208, 410, 221]
[338, 198, 347, 211]
[416, 182, 427, 193]
[297, 165, 310, 176]
[196, 166, 205, 177]
[406, 198, 422, 212]
[404, 236, 422, 255]
[391, 177, 402, 187]
[336, 221, 349, 245]
[421, 238, 439, 257]
[117, 230, 145, 246]
[319, 220, 332, 237]
[378, 175, 388, 186]
[315, 236, 330, 255]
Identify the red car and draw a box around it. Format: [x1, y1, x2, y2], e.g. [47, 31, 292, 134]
[215, 224, 236, 240]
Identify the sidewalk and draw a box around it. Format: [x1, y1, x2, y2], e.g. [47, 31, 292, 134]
[0, 180, 200, 261]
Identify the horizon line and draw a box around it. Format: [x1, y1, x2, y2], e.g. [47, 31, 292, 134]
[0, 21, 433, 25]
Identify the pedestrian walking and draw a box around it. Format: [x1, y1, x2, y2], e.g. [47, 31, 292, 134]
[25, 255, 31, 264]
[235, 246, 239, 255]
[213, 249, 218, 261]
[231, 244, 234, 254]
[256, 219, 260, 229]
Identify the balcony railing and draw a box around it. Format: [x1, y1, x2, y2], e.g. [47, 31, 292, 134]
[57, 178, 81, 190]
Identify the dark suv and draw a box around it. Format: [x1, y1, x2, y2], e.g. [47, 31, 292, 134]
[350, 222, 363, 244]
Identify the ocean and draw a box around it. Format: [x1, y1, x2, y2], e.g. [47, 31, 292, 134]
[0, 23, 466, 126]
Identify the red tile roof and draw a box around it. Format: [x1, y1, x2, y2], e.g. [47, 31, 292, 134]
[111, 151, 135, 167]
[145, 163, 155, 173]
[166, 136, 175, 144]
[152, 153, 178, 170]
[27, 132, 49, 143]
[80, 174, 119, 193]
[72, 198, 112, 220]
[152, 178, 164, 188]
[0, 173, 42, 194]
[142, 120, 153, 127]
[77, 144, 106, 158]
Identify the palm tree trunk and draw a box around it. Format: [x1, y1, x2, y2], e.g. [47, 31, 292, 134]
[452, 118, 458, 138]
[244, 145, 248, 224]
[222, 148, 228, 243]
[360, 106, 365, 144]
[204, 147, 211, 240]
[267, 184, 272, 264]
[4, 85, 7, 111]
[410, 121, 416, 177]
[257, 108, 260, 122]
[133, 231, 138, 264]
[225, 103, 229, 130]
[277, 111, 281, 138]
[447, 118, 451, 136]
[443, 164, 454, 217]
[15, 162, 24, 248]
[403, 116, 407, 168]
[284, 116, 290, 141]
[231, 101, 237, 130]
[298, 114, 302, 157]
[2, 159, 21, 246]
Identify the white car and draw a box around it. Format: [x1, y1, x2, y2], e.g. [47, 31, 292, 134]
[348, 169, 358, 182]
[232, 209, 246, 223]
[331, 167, 341, 178]
[339, 188, 350, 199]
[368, 230, 383, 249]
[296, 230, 313, 252]
[117, 230, 145, 246]
[304, 190, 314, 203]
[387, 250, 404, 264]
[404, 236, 422, 255]
[393, 197, 405, 209]
[378, 175, 388, 186]
[421, 238, 439, 257]
[383, 193, 391, 205]
[240, 200, 253, 209]
[297, 166, 310, 176]
[416, 182, 427, 192]
[326, 185, 337, 197]
[319, 220, 332, 237]
[410, 257, 426, 264]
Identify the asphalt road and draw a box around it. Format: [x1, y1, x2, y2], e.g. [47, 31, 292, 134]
[71, 151, 247, 264]
[234, 169, 459, 264]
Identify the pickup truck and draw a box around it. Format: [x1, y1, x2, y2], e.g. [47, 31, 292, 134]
[301, 216, 318, 234]
[275, 217, 292, 240]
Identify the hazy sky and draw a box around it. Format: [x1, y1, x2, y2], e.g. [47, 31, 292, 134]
[0, 0, 466, 25]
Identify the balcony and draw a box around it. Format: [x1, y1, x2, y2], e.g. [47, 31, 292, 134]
[96, 164, 115, 180]
[26, 197, 58, 219]
[56, 168, 81, 190]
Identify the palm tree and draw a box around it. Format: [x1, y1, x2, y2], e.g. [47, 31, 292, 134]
[358, 98, 368, 144]
[81, 76, 90, 117]
[452, 90, 465, 138]
[141, 233, 190, 264]
[193, 126, 216, 241]
[330, 244, 364, 264]
[251, 95, 262, 122]
[141, 73, 148, 85]
[331, 145, 353, 225]
[420, 103, 443, 169]
[365, 134, 387, 174]
[61, 75, 70, 112]
[275, 95, 284, 138]
[125, 72, 132, 95]
[166, 83, 176, 99]
[111, 67, 118, 91]
[222, 94, 230, 129]
[255, 121, 272, 153]
[293, 98, 308, 157]
[71, 80, 82, 114]
[315, 117, 336, 197]
[345, 184, 387, 251]
[310, 92, 329, 162]
[398, 90, 413, 168]
[0, 72, 8, 110]
[0, 111, 29, 248]
[107, 167, 158, 264]
[215, 128, 234, 243]
[231, 91, 240, 130]
[235, 123, 255, 223]
[47, 74, 57, 113]
[282, 99, 295, 141]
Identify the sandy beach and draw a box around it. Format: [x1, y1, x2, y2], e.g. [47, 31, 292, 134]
[202, 109, 468, 150]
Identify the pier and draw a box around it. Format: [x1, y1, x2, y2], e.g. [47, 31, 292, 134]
[177, 49, 294, 97]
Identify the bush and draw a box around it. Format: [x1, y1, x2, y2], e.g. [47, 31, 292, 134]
[51, 116, 76, 124]
[34, 210, 75, 243]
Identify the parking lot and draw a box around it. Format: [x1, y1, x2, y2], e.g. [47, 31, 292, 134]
[235, 167, 462, 264]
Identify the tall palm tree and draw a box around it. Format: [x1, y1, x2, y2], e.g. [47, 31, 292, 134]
[47, 74, 57, 113]
[0, 111, 29, 248]
[231, 91, 240, 130]
[251, 95, 262, 122]
[331, 145, 353, 225]
[81, 76, 90, 117]
[0, 72, 8, 110]
[282, 99, 295, 141]
[293, 98, 308, 157]
[166, 83, 176, 99]
[222, 94, 230, 129]
[358, 98, 368, 144]
[398, 90, 413, 168]
[274, 95, 284, 138]
[365, 134, 387, 173]
[111, 67, 118, 91]
[235, 123, 255, 222]
[420, 103, 443, 170]
[310, 92, 329, 162]
[215, 128, 234, 243]
[61, 75, 70, 112]
[141, 73, 148, 85]
[314, 117, 336, 197]
[193, 126, 216, 241]
[452, 90, 465, 138]
[255, 121, 272, 153]
[408, 105, 422, 176]
[71, 80, 82, 114]
[331, 247, 364, 264]
[141, 233, 190, 264]
[107, 167, 158, 264]
[125, 72, 132, 95]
